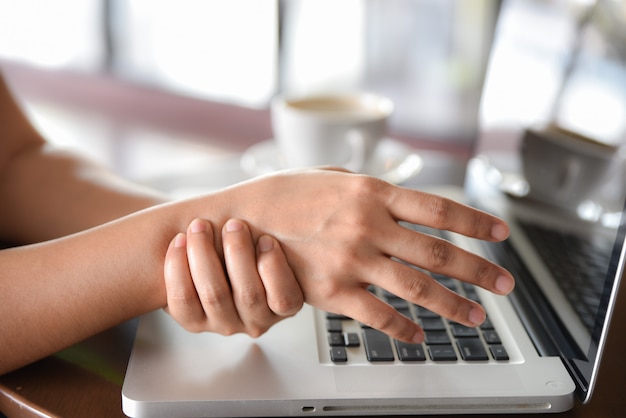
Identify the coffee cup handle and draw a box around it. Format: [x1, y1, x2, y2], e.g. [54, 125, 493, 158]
[559, 157, 581, 195]
[345, 130, 366, 172]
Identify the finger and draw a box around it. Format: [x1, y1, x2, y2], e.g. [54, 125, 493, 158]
[386, 187, 510, 242]
[256, 235, 304, 317]
[381, 224, 515, 296]
[367, 256, 487, 328]
[187, 218, 242, 335]
[333, 286, 425, 344]
[163, 233, 207, 331]
[222, 219, 279, 337]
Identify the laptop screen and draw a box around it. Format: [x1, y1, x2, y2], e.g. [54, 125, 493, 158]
[467, 0, 626, 403]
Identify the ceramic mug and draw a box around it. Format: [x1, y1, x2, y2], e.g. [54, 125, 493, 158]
[271, 92, 393, 171]
[520, 125, 619, 208]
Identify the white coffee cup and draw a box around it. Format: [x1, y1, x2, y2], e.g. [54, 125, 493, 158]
[520, 125, 619, 208]
[271, 92, 393, 171]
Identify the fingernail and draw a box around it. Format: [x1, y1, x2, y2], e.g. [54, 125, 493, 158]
[469, 307, 486, 325]
[189, 218, 206, 233]
[411, 329, 424, 344]
[174, 233, 187, 248]
[495, 274, 515, 294]
[257, 235, 274, 253]
[225, 219, 243, 232]
[491, 223, 509, 241]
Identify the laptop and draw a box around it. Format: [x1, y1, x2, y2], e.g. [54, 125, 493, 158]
[122, 0, 626, 416]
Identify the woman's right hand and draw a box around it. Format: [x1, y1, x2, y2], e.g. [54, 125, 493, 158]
[209, 169, 515, 344]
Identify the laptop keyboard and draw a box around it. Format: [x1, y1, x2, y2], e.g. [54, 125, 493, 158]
[519, 221, 612, 332]
[325, 223, 509, 364]
[325, 282, 509, 364]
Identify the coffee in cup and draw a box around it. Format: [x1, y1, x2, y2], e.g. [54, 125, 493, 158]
[271, 92, 393, 171]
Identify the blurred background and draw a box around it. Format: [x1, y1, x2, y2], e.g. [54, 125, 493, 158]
[0, 0, 497, 147]
[0, 0, 624, 193]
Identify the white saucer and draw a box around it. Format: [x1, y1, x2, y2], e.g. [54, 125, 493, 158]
[241, 138, 424, 184]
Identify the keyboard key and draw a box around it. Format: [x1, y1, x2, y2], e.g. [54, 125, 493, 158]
[326, 312, 351, 320]
[480, 317, 494, 330]
[482, 330, 502, 344]
[456, 338, 489, 361]
[462, 283, 481, 302]
[387, 297, 409, 310]
[415, 306, 439, 318]
[362, 329, 395, 361]
[330, 347, 348, 363]
[432, 274, 457, 289]
[395, 341, 426, 361]
[381, 289, 399, 299]
[326, 319, 343, 333]
[323, 280, 510, 365]
[489, 345, 510, 361]
[328, 332, 345, 346]
[428, 345, 457, 361]
[396, 307, 413, 319]
[424, 331, 451, 345]
[421, 317, 446, 331]
[345, 332, 360, 347]
[449, 323, 479, 338]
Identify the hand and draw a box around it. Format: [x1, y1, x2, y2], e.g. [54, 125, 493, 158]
[163, 218, 303, 337]
[217, 169, 515, 343]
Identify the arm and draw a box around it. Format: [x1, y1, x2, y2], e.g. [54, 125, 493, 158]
[0, 74, 166, 244]
[0, 73, 301, 374]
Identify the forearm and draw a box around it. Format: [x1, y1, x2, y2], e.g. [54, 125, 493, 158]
[0, 144, 167, 244]
[0, 72, 166, 243]
[0, 137, 241, 374]
[0, 196, 226, 375]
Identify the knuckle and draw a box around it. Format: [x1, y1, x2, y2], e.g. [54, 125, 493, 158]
[270, 294, 303, 316]
[429, 239, 453, 269]
[472, 262, 492, 288]
[177, 316, 211, 334]
[168, 292, 195, 307]
[219, 326, 239, 337]
[367, 307, 397, 331]
[334, 250, 361, 276]
[315, 281, 342, 302]
[405, 276, 432, 302]
[224, 239, 248, 258]
[352, 175, 385, 197]
[236, 285, 263, 309]
[246, 324, 270, 338]
[198, 285, 230, 308]
[427, 196, 454, 227]
[445, 297, 465, 320]
[433, 290, 473, 324]
[213, 321, 241, 336]
[465, 212, 488, 238]
[180, 322, 204, 333]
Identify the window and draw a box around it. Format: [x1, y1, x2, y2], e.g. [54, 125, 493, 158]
[0, 0, 498, 144]
[110, 0, 278, 107]
[0, 0, 104, 70]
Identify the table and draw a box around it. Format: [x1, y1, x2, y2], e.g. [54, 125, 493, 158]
[1, 63, 624, 418]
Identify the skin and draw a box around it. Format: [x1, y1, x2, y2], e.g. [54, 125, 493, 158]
[0, 72, 515, 375]
[164, 217, 303, 337]
[0, 72, 300, 373]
